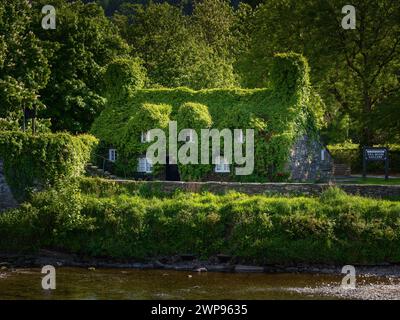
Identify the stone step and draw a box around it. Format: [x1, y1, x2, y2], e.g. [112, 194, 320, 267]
[333, 163, 351, 176]
[85, 162, 119, 179]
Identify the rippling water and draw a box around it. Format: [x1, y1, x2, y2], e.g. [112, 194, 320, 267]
[0, 268, 397, 300]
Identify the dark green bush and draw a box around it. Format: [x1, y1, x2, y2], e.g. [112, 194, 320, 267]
[328, 142, 400, 173]
[0, 131, 98, 201]
[0, 204, 40, 252]
[2, 185, 400, 264]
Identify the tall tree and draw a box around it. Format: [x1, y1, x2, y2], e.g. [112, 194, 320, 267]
[31, 0, 129, 133]
[192, 0, 237, 57]
[113, 2, 237, 88]
[239, 0, 400, 145]
[0, 0, 50, 127]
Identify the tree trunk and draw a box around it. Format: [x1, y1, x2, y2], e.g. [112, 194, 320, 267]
[360, 84, 373, 147]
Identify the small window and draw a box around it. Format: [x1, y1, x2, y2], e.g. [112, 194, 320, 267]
[108, 149, 117, 162]
[141, 131, 151, 143]
[236, 130, 244, 143]
[321, 149, 325, 161]
[137, 157, 152, 173]
[215, 156, 230, 173]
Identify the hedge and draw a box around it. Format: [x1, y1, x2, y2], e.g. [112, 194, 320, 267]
[328, 142, 400, 173]
[2, 184, 400, 264]
[91, 53, 326, 182]
[0, 131, 98, 201]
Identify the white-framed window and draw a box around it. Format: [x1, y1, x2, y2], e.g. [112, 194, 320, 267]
[137, 157, 153, 173]
[214, 156, 230, 173]
[321, 149, 325, 161]
[108, 149, 117, 162]
[186, 129, 195, 142]
[141, 131, 151, 143]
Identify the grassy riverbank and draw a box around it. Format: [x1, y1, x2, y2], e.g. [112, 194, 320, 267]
[339, 177, 400, 185]
[1, 181, 400, 265]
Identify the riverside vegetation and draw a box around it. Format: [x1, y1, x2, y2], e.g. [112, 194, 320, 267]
[1, 178, 400, 265]
[1, 124, 399, 267]
[1, 0, 400, 273]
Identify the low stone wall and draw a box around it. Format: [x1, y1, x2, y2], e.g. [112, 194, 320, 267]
[114, 179, 400, 198]
[2, 170, 400, 211]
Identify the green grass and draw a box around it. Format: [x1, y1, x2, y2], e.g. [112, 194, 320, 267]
[339, 177, 400, 185]
[1, 185, 400, 265]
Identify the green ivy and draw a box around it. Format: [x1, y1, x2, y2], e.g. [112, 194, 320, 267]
[91, 53, 324, 181]
[175, 102, 212, 180]
[117, 103, 172, 177]
[0, 131, 98, 201]
[103, 57, 147, 102]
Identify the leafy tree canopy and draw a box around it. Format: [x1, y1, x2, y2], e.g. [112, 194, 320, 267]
[238, 0, 400, 145]
[31, 0, 130, 133]
[0, 0, 50, 119]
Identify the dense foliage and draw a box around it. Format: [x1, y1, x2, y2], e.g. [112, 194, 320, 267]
[103, 57, 147, 101]
[112, 1, 239, 89]
[328, 142, 400, 174]
[0, 131, 98, 201]
[92, 53, 324, 181]
[30, 0, 129, 133]
[238, 0, 400, 146]
[1, 0, 398, 147]
[176, 102, 213, 180]
[0, 0, 50, 121]
[2, 184, 400, 264]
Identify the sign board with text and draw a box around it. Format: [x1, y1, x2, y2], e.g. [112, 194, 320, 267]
[363, 147, 389, 179]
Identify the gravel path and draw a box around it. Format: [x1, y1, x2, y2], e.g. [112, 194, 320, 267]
[288, 275, 400, 300]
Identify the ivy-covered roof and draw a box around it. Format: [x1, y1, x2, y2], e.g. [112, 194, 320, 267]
[91, 52, 325, 181]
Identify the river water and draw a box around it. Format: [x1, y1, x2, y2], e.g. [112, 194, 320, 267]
[0, 268, 399, 300]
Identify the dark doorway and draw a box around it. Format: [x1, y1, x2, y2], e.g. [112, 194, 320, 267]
[166, 157, 180, 181]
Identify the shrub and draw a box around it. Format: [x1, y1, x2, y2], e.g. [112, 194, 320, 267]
[0, 131, 98, 201]
[2, 186, 400, 264]
[0, 204, 40, 252]
[328, 142, 400, 173]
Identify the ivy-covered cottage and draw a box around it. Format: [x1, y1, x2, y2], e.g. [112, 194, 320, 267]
[91, 53, 333, 182]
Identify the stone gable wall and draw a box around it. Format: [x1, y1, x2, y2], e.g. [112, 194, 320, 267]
[288, 135, 333, 181]
[0, 160, 18, 211]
